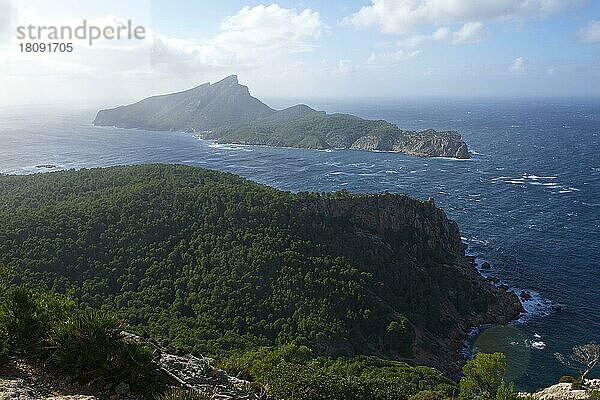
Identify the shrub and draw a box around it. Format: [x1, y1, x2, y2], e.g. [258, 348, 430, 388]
[409, 390, 450, 400]
[559, 375, 576, 383]
[459, 353, 507, 400]
[221, 345, 457, 400]
[0, 315, 8, 365]
[589, 390, 600, 400]
[45, 311, 156, 385]
[154, 389, 211, 400]
[571, 379, 585, 390]
[2, 286, 73, 355]
[495, 381, 519, 400]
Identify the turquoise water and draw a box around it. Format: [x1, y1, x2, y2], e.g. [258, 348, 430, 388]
[1, 98, 598, 390]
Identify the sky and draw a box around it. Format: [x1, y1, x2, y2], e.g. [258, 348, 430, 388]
[0, 0, 599, 106]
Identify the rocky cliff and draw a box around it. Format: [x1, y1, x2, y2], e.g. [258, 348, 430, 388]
[310, 193, 523, 369]
[94, 76, 471, 159]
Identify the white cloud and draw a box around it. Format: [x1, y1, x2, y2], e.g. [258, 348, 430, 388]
[578, 21, 600, 43]
[399, 22, 486, 47]
[150, 4, 324, 72]
[0, 2, 326, 104]
[452, 21, 486, 44]
[367, 49, 422, 66]
[344, 0, 577, 35]
[510, 56, 528, 72]
[1, 4, 325, 82]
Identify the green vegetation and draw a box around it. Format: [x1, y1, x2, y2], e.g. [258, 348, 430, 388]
[220, 344, 458, 400]
[0, 265, 157, 392]
[0, 165, 530, 399]
[0, 262, 467, 400]
[208, 107, 469, 158]
[0, 164, 508, 363]
[559, 375, 576, 383]
[458, 353, 519, 400]
[46, 311, 156, 384]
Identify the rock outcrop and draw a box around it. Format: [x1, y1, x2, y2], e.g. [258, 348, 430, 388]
[94, 76, 471, 159]
[520, 379, 600, 400]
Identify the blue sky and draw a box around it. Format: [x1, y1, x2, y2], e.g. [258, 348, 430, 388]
[0, 0, 599, 104]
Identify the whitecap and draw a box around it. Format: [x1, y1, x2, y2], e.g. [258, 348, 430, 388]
[531, 341, 546, 350]
[582, 202, 600, 207]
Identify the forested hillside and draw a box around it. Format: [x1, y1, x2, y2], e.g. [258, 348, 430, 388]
[0, 165, 520, 369]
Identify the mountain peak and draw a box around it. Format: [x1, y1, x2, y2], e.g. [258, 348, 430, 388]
[214, 74, 239, 86]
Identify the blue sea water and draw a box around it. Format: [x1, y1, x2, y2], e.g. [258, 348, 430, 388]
[0, 98, 598, 391]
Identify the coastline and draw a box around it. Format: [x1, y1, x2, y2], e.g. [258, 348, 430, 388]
[461, 244, 559, 361]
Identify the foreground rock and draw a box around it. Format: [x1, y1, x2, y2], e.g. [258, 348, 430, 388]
[0, 358, 101, 400]
[0, 340, 270, 400]
[520, 379, 600, 400]
[126, 332, 271, 399]
[94, 75, 470, 159]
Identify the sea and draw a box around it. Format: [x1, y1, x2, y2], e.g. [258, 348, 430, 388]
[0, 98, 598, 391]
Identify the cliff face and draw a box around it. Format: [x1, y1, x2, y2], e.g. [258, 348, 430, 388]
[94, 76, 471, 159]
[349, 130, 470, 159]
[314, 194, 465, 259]
[311, 193, 523, 369]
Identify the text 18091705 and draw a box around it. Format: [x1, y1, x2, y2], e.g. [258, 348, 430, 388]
[19, 42, 74, 53]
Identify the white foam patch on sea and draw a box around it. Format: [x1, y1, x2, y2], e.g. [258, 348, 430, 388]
[492, 173, 580, 195]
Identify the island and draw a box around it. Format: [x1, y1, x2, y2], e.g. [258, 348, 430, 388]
[93, 75, 471, 159]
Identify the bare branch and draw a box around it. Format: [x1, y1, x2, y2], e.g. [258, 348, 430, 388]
[556, 342, 600, 380]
